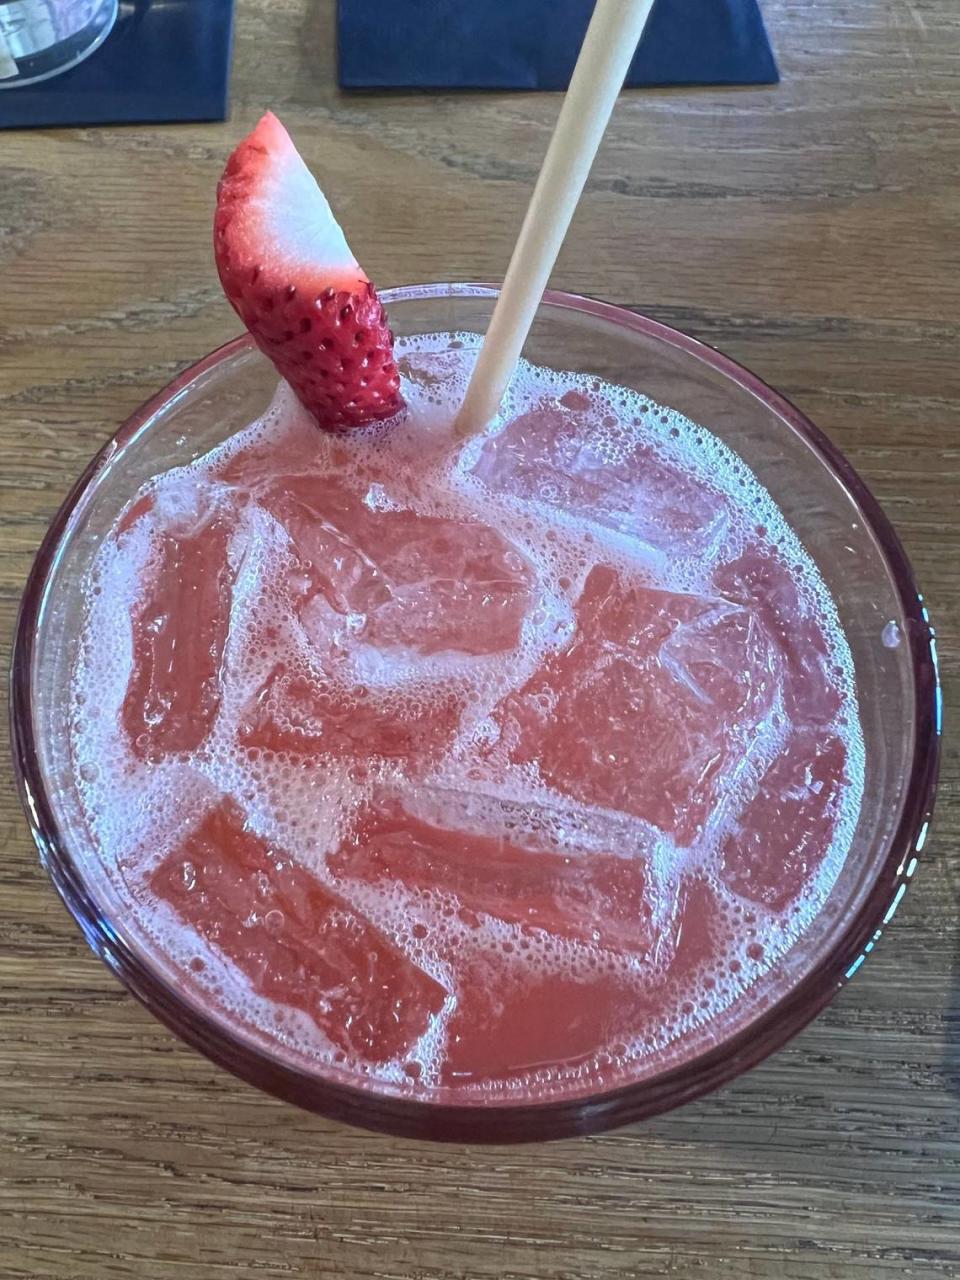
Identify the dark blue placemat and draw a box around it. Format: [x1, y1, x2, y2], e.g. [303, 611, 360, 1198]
[338, 0, 778, 91]
[0, 0, 235, 130]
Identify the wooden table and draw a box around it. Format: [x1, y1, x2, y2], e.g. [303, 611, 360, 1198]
[1, 2, 957, 1275]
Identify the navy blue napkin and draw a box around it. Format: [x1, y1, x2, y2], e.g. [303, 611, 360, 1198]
[339, 0, 778, 91]
[0, 0, 234, 131]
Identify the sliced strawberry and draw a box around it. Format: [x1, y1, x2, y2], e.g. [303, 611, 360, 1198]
[214, 112, 402, 432]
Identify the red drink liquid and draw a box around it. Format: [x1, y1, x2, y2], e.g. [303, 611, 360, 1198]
[71, 336, 863, 1102]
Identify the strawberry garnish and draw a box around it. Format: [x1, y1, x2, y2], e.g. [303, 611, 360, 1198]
[214, 112, 402, 432]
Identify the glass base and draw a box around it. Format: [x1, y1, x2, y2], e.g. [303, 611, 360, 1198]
[0, 0, 118, 88]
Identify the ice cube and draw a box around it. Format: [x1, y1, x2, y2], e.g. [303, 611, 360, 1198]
[259, 475, 533, 658]
[714, 542, 842, 727]
[329, 794, 660, 956]
[665, 874, 725, 989]
[150, 799, 446, 1062]
[238, 662, 464, 764]
[440, 963, 643, 1088]
[491, 565, 781, 846]
[720, 730, 848, 911]
[122, 511, 235, 758]
[472, 399, 729, 560]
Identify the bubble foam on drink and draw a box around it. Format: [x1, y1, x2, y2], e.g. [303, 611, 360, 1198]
[69, 333, 865, 1101]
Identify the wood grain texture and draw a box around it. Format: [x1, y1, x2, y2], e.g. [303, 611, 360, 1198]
[1, 1, 957, 1276]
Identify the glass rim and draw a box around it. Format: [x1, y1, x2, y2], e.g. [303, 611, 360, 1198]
[9, 283, 942, 1142]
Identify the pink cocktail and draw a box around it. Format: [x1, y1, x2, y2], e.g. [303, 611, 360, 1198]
[13, 287, 939, 1140]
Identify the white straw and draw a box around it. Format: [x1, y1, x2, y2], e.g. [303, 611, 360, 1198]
[454, 0, 657, 439]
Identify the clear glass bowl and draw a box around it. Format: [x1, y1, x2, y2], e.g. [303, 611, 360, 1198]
[0, 0, 118, 88]
[10, 285, 941, 1142]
